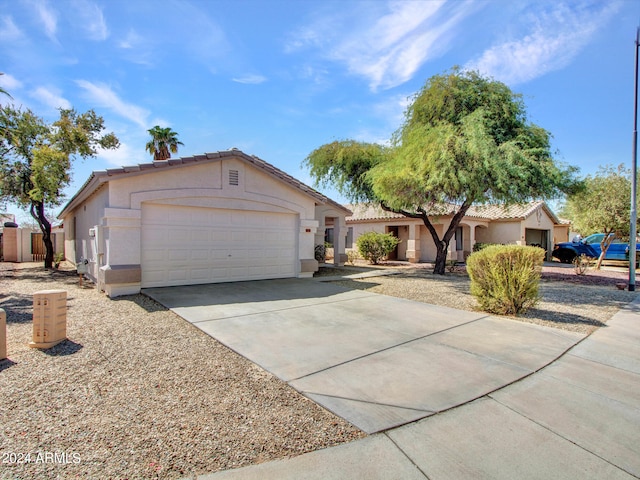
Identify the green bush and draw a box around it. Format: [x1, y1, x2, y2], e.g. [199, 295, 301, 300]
[356, 231, 400, 265]
[346, 249, 360, 265]
[466, 245, 545, 315]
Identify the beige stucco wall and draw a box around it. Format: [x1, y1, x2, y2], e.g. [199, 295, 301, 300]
[554, 225, 570, 244]
[475, 225, 491, 244]
[2, 227, 37, 262]
[19, 229, 33, 262]
[2, 227, 18, 262]
[349, 221, 387, 239]
[523, 209, 555, 231]
[419, 223, 448, 261]
[482, 221, 523, 245]
[64, 184, 109, 282]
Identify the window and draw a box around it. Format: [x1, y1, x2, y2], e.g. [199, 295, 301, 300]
[325, 228, 334, 247]
[346, 227, 353, 248]
[455, 226, 463, 251]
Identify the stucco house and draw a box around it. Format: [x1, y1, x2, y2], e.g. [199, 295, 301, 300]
[58, 149, 350, 297]
[345, 201, 569, 263]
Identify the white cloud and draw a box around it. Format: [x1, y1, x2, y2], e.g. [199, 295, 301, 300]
[31, 0, 58, 42]
[72, 0, 109, 41]
[96, 141, 146, 167]
[118, 29, 141, 50]
[232, 74, 267, 85]
[0, 73, 23, 91]
[30, 86, 72, 109]
[286, 0, 476, 91]
[75, 80, 150, 129]
[117, 29, 154, 66]
[0, 16, 23, 41]
[465, 2, 621, 85]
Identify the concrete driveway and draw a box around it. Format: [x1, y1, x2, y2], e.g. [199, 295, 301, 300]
[144, 278, 584, 434]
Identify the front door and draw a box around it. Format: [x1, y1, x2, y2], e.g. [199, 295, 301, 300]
[387, 226, 399, 260]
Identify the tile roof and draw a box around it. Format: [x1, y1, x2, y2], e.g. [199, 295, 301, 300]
[59, 149, 350, 217]
[346, 200, 562, 224]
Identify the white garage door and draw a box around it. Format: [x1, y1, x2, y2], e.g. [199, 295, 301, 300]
[141, 204, 298, 288]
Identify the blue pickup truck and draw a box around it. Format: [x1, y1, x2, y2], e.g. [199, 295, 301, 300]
[552, 233, 640, 264]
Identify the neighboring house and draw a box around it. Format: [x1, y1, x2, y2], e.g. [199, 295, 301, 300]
[346, 201, 569, 263]
[58, 149, 350, 297]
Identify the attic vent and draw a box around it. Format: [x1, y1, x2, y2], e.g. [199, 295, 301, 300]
[229, 169, 239, 186]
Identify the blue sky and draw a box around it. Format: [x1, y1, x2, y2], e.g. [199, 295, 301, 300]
[1, 0, 638, 221]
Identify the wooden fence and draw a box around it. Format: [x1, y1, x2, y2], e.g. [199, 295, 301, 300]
[31, 233, 46, 261]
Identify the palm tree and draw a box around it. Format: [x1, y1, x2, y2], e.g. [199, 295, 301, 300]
[145, 126, 183, 160]
[0, 73, 12, 100]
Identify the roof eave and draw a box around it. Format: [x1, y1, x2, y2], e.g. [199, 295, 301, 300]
[58, 172, 108, 219]
[58, 149, 350, 218]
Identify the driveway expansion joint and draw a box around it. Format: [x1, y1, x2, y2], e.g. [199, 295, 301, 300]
[487, 394, 637, 478]
[287, 315, 491, 382]
[383, 432, 432, 480]
[185, 292, 375, 324]
[294, 391, 435, 415]
[565, 352, 640, 378]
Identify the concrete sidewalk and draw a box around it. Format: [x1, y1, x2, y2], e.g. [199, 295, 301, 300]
[144, 280, 640, 479]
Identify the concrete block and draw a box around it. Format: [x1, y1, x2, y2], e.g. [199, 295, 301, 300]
[29, 289, 67, 349]
[0, 308, 6, 360]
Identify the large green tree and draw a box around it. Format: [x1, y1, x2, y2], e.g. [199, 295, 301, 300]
[305, 68, 577, 274]
[561, 164, 635, 269]
[0, 105, 119, 268]
[145, 126, 183, 160]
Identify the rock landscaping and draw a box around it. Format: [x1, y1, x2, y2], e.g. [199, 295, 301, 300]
[0, 263, 364, 480]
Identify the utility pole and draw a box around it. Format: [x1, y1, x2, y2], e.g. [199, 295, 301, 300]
[630, 27, 639, 291]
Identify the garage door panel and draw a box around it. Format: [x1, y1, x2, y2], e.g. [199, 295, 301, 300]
[191, 268, 211, 281]
[141, 204, 297, 288]
[191, 229, 209, 242]
[190, 249, 209, 261]
[167, 269, 188, 282]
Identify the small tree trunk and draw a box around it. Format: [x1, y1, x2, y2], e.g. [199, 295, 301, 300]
[379, 200, 471, 276]
[433, 242, 448, 275]
[31, 200, 54, 269]
[595, 236, 614, 270]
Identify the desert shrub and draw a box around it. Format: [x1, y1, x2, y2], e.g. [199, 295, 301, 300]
[573, 254, 593, 275]
[346, 249, 360, 265]
[466, 245, 545, 315]
[473, 242, 497, 252]
[356, 231, 400, 265]
[314, 244, 326, 262]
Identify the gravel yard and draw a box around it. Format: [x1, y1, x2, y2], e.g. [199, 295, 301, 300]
[322, 261, 637, 334]
[0, 263, 364, 480]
